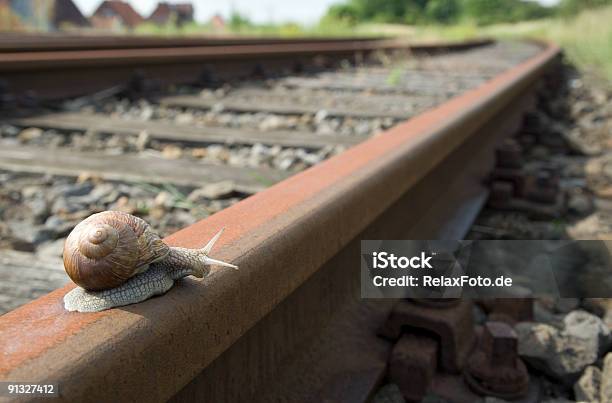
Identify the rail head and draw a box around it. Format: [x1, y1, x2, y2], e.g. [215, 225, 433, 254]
[0, 38, 493, 71]
[0, 42, 560, 402]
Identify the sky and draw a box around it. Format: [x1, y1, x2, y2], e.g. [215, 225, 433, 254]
[72, 0, 562, 25]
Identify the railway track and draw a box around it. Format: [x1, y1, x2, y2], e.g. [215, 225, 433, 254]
[0, 36, 491, 101]
[0, 37, 560, 402]
[0, 33, 389, 52]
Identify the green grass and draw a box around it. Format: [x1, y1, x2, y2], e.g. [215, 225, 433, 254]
[133, 20, 381, 38]
[134, 6, 612, 82]
[543, 7, 612, 81]
[379, 6, 612, 82]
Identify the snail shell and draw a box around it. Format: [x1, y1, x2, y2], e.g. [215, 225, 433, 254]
[63, 211, 169, 291]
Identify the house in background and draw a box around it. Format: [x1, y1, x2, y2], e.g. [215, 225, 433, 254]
[148, 2, 194, 26]
[53, 0, 88, 28]
[210, 14, 225, 30]
[0, 0, 88, 31]
[90, 0, 143, 31]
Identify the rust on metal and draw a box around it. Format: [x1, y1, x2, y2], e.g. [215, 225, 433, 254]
[495, 138, 523, 169]
[480, 298, 534, 324]
[488, 181, 516, 208]
[0, 42, 560, 402]
[379, 299, 476, 373]
[0, 38, 493, 101]
[0, 35, 388, 52]
[464, 321, 530, 400]
[524, 170, 560, 204]
[389, 333, 438, 401]
[0, 39, 449, 71]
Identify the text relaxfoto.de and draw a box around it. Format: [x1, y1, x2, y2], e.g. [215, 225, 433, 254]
[370, 252, 513, 288]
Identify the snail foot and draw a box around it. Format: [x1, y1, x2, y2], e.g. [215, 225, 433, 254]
[64, 265, 174, 312]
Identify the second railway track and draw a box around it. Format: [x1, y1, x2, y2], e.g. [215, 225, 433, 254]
[0, 37, 560, 402]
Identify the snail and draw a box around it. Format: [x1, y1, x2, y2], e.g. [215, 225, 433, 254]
[62, 211, 237, 312]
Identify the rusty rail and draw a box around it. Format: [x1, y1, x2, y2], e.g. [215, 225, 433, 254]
[0, 34, 389, 52]
[0, 42, 560, 402]
[0, 37, 492, 100]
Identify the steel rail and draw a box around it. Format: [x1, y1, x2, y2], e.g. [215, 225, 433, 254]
[0, 40, 401, 70]
[0, 42, 560, 402]
[0, 34, 389, 52]
[0, 38, 492, 101]
[0, 38, 493, 71]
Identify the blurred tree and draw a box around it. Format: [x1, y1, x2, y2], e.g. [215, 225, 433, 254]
[462, 0, 552, 24]
[326, 3, 361, 24]
[462, 0, 510, 24]
[558, 0, 612, 15]
[228, 11, 252, 30]
[355, 0, 419, 23]
[323, 0, 554, 26]
[512, 0, 552, 20]
[404, 1, 427, 24]
[425, 0, 461, 23]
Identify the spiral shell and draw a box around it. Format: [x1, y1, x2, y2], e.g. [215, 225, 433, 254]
[63, 211, 170, 291]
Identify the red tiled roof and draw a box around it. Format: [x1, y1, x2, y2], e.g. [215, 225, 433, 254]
[148, 2, 194, 24]
[173, 3, 193, 15]
[93, 0, 143, 28]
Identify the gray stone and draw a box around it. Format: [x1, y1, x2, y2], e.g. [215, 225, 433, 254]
[568, 193, 592, 215]
[168, 211, 197, 228]
[206, 145, 229, 161]
[136, 130, 151, 151]
[37, 238, 66, 258]
[70, 183, 116, 205]
[296, 148, 323, 166]
[188, 181, 235, 201]
[211, 103, 225, 113]
[259, 115, 284, 131]
[139, 106, 154, 121]
[573, 365, 601, 402]
[8, 221, 55, 245]
[372, 383, 405, 403]
[582, 299, 612, 335]
[316, 122, 336, 136]
[18, 127, 43, 142]
[1, 124, 19, 137]
[534, 300, 565, 328]
[228, 152, 249, 167]
[555, 298, 581, 314]
[44, 215, 75, 237]
[354, 121, 372, 136]
[251, 143, 268, 158]
[563, 310, 612, 356]
[53, 182, 94, 197]
[516, 322, 599, 383]
[314, 109, 328, 124]
[277, 156, 295, 171]
[21, 185, 43, 199]
[206, 199, 224, 214]
[24, 196, 49, 222]
[602, 353, 612, 403]
[51, 197, 85, 215]
[174, 112, 194, 125]
[154, 191, 175, 209]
